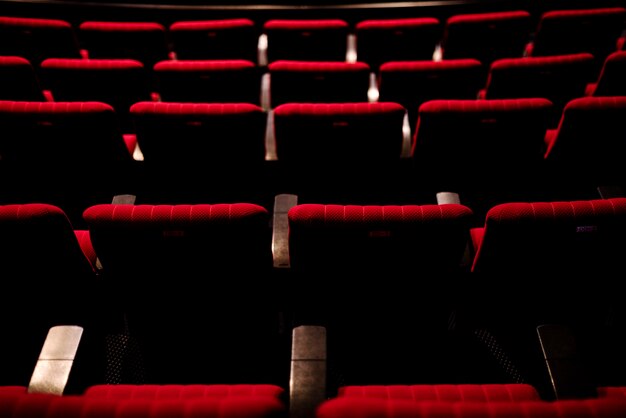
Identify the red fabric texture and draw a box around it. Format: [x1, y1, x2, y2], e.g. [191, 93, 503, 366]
[79, 21, 165, 32]
[154, 60, 255, 71]
[317, 398, 626, 418]
[0, 16, 72, 28]
[84, 384, 284, 400]
[356, 17, 439, 29]
[446, 10, 531, 24]
[263, 19, 348, 30]
[41, 58, 145, 70]
[269, 61, 369, 72]
[170, 19, 254, 31]
[338, 384, 540, 401]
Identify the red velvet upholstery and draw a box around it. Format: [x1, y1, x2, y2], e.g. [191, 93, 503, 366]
[586, 51, 626, 96]
[440, 11, 532, 65]
[526, 8, 626, 63]
[354, 18, 441, 68]
[411, 98, 552, 192]
[83, 203, 271, 275]
[169, 19, 258, 61]
[0, 56, 46, 101]
[84, 384, 284, 400]
[317, 398, 626, 418]
[268, 61, 370, 106]
[287, 203, 472, 273]
[78, 21, 169, 68]
[597, 387, 626, 399]
[338, 384, 540, 401]
[40, 58, 152, 133]
[263, 19, 349, 62]
[0, 101, 134, 225]
[0, 393, 285, 418]
[543, 96, 626, 185]
[0, 16, 81, 65]
[82, 203, 283, 385]
[0, 204, 98, 387]
[482, 53, 595, 125]
[378, 59, 485, 130]
[471, 198, 626, 274]
[153, 60, 261, 104]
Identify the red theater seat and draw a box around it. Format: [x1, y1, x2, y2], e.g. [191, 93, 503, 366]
[130, 101, 267, 204]
[526, 8, 626, 60]
[268, 61, 370, 106]
[273, 102, 407, 202]
[263, 19, 349, 62]
[0, 204, 100, 389]
[0, 101, 136, 227]
[169, 19, 259, 62]
[440, 11, 532, 65]
[153, 59, 262, 104]
[377, 59, 485, 131]
[82, 203, 284, 386]
[411, 98, 552, 214]
[480, 53, 595, 126]
[0, 16, 81, 66]
[543, 96, 626, 190]
[78, 21, 170, 69]
[40, 58, 152, 133]
[0, 56, 47, 101]
[354, 18, 441, 69]
[585, 51, 626, 96]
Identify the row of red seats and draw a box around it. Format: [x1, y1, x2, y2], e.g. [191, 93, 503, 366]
[0, 7, 624, 68]
[1, 96, 625, 225]
[1, 194, 626, 402]
[2, 48, 625, 134]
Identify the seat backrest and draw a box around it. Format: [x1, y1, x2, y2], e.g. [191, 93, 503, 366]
[288, 203, 472, 274]
[153, 59, 261, 104]
[411, 98, 552, 187]
[0, 203, 98, 387]
[591, 51, 626, 97]
[268, 61, 370, 106]
[130, 101, 268, 204]
[78, 21, 170, 69]
[471, 197, 626, 275]
[131, 101, 266, 167]
[441, 10, 532, 65]
[274, 102, 405, 164]
[0, 101, 134, 224]
[544, 96, 626, 185]
[0, 16, 81, 66]
[378, 59, 485, 128]
[0, 56, 46, 101]
[263, 19, 349, 62]
[354, 18, 441, 69]
[483, 53, 595, 122]
[82, 203, 286, 385]
[169, 19, 259, 62]
[40, 58, 152, 132]
[529, 7, 626, 63]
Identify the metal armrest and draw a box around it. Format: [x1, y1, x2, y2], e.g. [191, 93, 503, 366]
[597, 186, 625, 199]
[290, 325, 327, 418]
[28, 325, 83, 395]
[112, 194, 137, 205]
[272, 193, 298, 269]
[537, 324, 596, 400]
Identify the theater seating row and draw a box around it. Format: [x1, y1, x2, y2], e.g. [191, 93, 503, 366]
[1, 194, 626, 414]
[1, 7, 625, 68]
